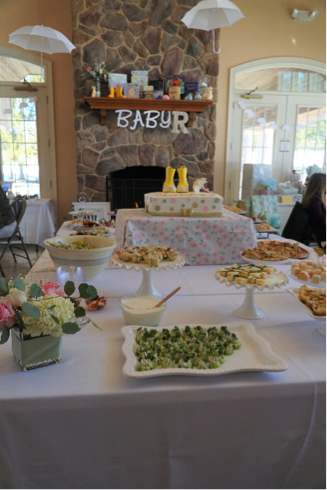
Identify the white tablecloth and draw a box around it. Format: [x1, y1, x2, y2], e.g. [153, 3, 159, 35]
[20, 198, 56, 248]
[0, 263, 325, 489]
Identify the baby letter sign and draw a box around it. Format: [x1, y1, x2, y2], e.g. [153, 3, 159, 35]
[115, 110, 189, 134]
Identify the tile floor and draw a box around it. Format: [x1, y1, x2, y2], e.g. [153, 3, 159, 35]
[0, 245, 43, 279]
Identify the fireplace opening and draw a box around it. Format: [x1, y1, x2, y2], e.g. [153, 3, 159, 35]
[106, 166, 177, 210]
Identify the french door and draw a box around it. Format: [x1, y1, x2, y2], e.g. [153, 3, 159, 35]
[225, 93, 326, 202]
[0, 85, 56, 199]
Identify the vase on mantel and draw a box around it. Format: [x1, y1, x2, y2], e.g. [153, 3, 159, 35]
[11, 329, 62, 371]
[95, 77, 101, 97]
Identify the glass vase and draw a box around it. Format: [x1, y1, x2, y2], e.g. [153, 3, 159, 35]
[96, 77, 101, 97]
[11, 329, 62, 371]
[199, 77, 208, 99]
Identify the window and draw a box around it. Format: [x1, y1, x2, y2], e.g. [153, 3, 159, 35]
[0, 47, 56, 203]
[236, 67, 326, 93]
[0, 54, 44, 82]
[0, 97, 40, 196]
[293, 106, 326, 178]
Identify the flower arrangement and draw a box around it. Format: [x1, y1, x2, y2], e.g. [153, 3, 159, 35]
[82, 62, 108, 81]
[0, 276, 99, 345]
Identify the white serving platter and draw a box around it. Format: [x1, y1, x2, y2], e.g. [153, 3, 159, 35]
[122, 322, 288, 378]
[216, 269, 288, 291]
[65, 221, 103, 231]
[287, 287, 326, 322]
[223, 207, 246, 215]
[241, 240, 310, 266]
[287, 270, 326, 289]
[255, 224, 279, 234]
[67, 210, 96, 217]
[111, 253, 185, 272]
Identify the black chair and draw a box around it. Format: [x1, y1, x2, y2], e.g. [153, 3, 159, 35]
[0, 199, 32, 269]
[282, 201, 316, 246]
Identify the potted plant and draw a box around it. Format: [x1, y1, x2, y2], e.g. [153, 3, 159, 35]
[0, 276, 100, 370]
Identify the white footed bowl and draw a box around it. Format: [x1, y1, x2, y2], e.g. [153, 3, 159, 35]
[44, 236, 116, 280]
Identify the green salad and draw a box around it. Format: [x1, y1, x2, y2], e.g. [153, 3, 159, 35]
[134, 325, 242, 371]
[49, 239, 92, 250]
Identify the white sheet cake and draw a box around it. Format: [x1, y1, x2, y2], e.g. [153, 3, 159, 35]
[144, 192, 224, 217]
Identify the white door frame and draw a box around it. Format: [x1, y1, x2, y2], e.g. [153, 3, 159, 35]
[225, 57, 326, 203]
[0, 46, 57, 205]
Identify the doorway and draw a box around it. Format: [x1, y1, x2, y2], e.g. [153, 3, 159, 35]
[0, 47, 57, 202]
[225, 58, 326, 203]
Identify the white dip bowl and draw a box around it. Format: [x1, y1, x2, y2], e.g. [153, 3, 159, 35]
[44, 236, 116, 280]
[120, 296, 166, 326]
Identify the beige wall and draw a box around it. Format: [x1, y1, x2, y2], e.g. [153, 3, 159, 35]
[215, 0, 326, 196]
[0, 0, 76, 224]
[0, 0, 325, 218]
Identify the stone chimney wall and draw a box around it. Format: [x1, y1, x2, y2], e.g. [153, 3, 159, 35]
[72, 0, 218, 202]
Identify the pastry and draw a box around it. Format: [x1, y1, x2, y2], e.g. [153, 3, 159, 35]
[297, 271, 310, 281]
[311, 274, 321, 284]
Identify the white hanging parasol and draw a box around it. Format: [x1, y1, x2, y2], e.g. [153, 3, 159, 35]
[181, 0, 245, 53]
[9, 25, 75, 79]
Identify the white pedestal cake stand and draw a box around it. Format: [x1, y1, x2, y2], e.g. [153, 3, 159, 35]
[111, 254, 185, 298]
[216, 271, 289, 320]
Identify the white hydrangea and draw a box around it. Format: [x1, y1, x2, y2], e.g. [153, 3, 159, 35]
[22, 295, 76, 338]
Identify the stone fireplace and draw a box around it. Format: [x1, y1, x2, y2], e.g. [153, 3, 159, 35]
[72, 0, 218, 205]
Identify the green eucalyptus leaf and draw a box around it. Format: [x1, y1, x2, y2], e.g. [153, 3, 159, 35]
[0, 278, 8, 295]
[0, 326, 10, 344]
[62, 322, 81, 334]
[13, 277, 25, 292]
[21, 302, 40, 319]
[64, 281, 75, 297]
[91, 320, 102, 331]
[30, 284, 42, 299]
[50, 314, 60, 324]
[48, 305, 56, 311]
[78, 283, 91, 299]
[86, 285, 98, 300]
[74, 306, 86, 318]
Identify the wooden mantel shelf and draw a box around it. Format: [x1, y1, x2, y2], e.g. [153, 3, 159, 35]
[84, 96, 213, 125]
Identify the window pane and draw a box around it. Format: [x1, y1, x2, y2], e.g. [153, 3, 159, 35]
[293, 106, 326, 180]
[236, 68, 326, 93]
[239, 104, 277, 198]
[0, 97, 40, 196]
[0, 55, 44, 82]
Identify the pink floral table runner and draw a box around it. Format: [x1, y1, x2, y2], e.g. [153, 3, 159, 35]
[115, 209, 257, 266]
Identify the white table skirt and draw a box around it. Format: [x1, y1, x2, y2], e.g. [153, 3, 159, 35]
[19, 198, 56, 248]
[0, 263, 325, 489]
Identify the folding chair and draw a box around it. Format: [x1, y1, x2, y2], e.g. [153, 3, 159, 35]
[0, 199, 32, 268]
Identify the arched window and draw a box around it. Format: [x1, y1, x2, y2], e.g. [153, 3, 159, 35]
[0, 47, 56, 201]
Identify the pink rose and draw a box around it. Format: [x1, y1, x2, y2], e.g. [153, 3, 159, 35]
[40, 281, 65, 297]
[0, 301, 17, 330]
[86, 66, 92, 72]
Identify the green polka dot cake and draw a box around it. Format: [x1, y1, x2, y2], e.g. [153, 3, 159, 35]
[144, 192, 224, 217]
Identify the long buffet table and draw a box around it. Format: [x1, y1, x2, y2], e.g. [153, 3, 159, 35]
[0, 243, 325, 489]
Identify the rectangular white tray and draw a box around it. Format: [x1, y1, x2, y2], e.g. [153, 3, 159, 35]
[287, 287, 326, 321]
[122, 322, 288, 378]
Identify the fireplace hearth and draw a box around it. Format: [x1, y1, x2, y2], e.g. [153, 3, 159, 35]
[106, 167, 177, 211]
